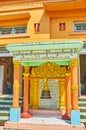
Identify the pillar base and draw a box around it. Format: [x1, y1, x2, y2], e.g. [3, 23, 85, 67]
[10, 108, 21, 122]
[62, 113, 70, 120]
[21, 111, 32, 118]
[71, 110, 80, 125]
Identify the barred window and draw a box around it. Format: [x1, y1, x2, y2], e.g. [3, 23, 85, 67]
[74, 22, 86, 32]
[0, 26, 27, 35]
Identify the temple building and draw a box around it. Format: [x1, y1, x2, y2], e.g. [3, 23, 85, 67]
[0, 0, 86, 129]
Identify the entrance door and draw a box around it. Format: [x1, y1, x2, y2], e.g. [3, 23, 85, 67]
[79, 54, 86, 95]
[0, 66, 4, 94]
[39, 79, 58, 110]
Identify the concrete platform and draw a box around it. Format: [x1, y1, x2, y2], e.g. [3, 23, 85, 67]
[5, 115, 85, 130]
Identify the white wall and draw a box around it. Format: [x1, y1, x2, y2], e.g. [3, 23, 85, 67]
[0, 66, 4, 94]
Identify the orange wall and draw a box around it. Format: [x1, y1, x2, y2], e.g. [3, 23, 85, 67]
[0, 1, 86, 45]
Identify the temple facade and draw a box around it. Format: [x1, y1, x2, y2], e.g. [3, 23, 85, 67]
[0, 0, 85, 127]
[6, 41, 83, 123]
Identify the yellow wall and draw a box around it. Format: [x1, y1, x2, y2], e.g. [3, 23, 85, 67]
[0, 0, 86, 46]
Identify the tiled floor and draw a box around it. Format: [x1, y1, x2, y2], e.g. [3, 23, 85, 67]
[19, 115, 70, 125]
[5, 115, 85, 130]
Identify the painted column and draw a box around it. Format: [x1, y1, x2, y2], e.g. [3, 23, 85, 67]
[62, 72, 71, 120]
[10, 62, 21, 122]
[70, 59, 80, 125]
[21, 66, 32, 118]
[32, 79, 39, 109]
[13, 62, 20, 108]
[71, 59, 79, 110]
[59, 79, 66, 110]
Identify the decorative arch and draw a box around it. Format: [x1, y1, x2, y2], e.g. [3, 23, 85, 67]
[31, 62, 67, 78]
[30, 62, 67, 110]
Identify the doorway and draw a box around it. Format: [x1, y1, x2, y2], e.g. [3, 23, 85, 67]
[80, 54, 86, 95]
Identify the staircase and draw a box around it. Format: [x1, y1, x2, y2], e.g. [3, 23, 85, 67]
[0, 95, 23, 125]
[78, 96, 86, 128]
[0, 95, 85, 127]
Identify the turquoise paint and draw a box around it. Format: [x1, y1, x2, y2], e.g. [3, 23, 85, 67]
[6, 40, 83, 52]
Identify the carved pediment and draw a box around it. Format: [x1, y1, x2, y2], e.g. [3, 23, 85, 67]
[31, 62, 67, 78]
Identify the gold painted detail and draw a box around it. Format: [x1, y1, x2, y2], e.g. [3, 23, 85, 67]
[24, 66, 30, 73]
[13, 62, 20, 68]
[31, 79, 39, 109]
[31, 62, 67, 78]
[23, 73, 29, 77]
[30, 62, 67, 110]
[30, 79, 34, 108]
[65, 72, 71, 77]
[72, 85, 78, 90]
[58, 80, 60, 110]
[70, 59, 78, 67]
[59, 79, 66, 110]
[13, 84, 19, 89]
[44, 78, 49, 91]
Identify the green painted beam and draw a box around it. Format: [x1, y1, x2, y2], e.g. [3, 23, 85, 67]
[21, 60, 70, 66]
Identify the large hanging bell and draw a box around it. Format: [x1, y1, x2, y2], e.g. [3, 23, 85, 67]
[41, 78, 51, 99]
[41, 89, 51, 99]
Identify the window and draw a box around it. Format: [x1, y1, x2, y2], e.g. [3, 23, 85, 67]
[74, 22, 86, 32]
[0, 26, 27, 35]
[34, 23, 40, 32]
[59, 23, 66, 31]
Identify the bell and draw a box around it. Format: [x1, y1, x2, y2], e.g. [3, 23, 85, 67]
[41, 90, 51, 99]
[41, 78, 51, 99]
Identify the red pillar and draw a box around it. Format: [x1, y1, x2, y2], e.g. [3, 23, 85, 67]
[62, 72, 71, 120]
[21, 66, 32, 118]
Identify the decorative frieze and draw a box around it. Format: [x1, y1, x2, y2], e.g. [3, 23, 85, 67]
[13, 49, 77, 62]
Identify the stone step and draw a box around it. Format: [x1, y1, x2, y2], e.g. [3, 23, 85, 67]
[0, 95, 23, 101]
[0, 95, 23, 125]
[0, 99, 22, 103]
[29, 109, 62, 116]
[0, 116, 9, 125]
[80, 109, 86, 112]
[81, 119, 86, 122]
[79, 104, 86, 107]
[78, 101, 86, 104]
[0, 126, 4, 130]
[0, 116, 9, 120]
[0, 104, 12, 107]
[80, 112, 86, 115]
[79, 106, 86, 109]
[0, 110, 9, 116]
[0, 100, 22, 105]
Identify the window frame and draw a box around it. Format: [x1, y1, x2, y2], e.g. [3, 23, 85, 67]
[0, 25, 27, 35]
[59, 23, 66, 31]
[74, 22, 86, 32]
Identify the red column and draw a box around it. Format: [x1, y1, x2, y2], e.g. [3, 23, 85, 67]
[21, 66, 32, 118]
[62, 72, 71, 120]
[71, 59, 79, 110]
